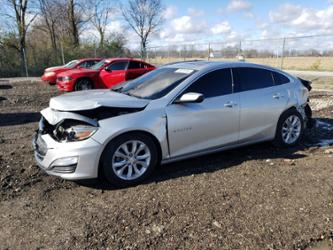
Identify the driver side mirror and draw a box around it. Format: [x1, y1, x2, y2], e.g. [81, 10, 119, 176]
[174, 92, 205, 104]
[105, 66, 112, 72]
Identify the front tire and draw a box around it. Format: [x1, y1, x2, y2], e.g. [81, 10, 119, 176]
[101, 133, 158, 187]
[74, 78, 93, 91]
[273, 109, 304, 147]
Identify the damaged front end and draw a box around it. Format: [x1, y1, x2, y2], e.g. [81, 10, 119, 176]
[32, 104, 146, 178]
[38, 106, 145, 143]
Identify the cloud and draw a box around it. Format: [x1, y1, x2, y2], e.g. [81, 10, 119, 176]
[163, 6, 177, 19]
[170, 15, 207, 34]
[270, 4, 333, 32]
[187, 8, 204, 17]
[159, 15, 208, 43]
[244, 11, 255, 19]
[227, 0, 251, 12]
[211, 21, 231, 34]
[269, 4, 302, 23]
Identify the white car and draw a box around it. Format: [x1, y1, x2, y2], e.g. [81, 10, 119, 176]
[33, 61, 312, 187]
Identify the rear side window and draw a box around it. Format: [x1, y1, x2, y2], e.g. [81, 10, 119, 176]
[142, 63, 151, 69]
[185, 69, 232, 98]
[233, 67, 274, 92]
[272, 72, 290, 85]
[128, 61, 142, 69]
[106, 61, 128, 71]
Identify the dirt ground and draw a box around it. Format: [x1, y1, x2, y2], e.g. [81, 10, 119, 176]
[0, 77, 332, 250]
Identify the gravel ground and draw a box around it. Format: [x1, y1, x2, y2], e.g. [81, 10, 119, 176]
[0, 79, 333, 250]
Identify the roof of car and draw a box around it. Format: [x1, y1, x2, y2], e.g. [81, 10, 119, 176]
[79, 58, 103, 61]
[162, 60, 282, 72]
[105, 57, 144, 62]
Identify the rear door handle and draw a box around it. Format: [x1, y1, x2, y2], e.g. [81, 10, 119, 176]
[224, 101, 236, 108]
[273, 93, 284, 99]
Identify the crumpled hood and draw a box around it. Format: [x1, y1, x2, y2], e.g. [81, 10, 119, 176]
[49, 89, 150, 111]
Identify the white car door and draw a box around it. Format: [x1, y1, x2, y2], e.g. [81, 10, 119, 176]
[232, 67, 289, 143]
[165, 68, 240, 158]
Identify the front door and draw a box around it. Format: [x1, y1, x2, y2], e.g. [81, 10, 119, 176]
[166, 68, 240, 158]
[99, 61, 129, 88]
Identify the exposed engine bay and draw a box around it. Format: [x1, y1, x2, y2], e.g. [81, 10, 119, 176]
[39, 106, 145, 142]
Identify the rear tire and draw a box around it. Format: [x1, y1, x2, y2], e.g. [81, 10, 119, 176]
[74, 78, 93, 91]
[273, 109, 304, 147]
[101, 133, 158, 188]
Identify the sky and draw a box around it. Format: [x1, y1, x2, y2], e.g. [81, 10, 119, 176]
[2, 0, 333, 51]
[108, 0, 333, 50]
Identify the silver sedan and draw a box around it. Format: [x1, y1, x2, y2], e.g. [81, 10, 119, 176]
[33, 61, 311, 187]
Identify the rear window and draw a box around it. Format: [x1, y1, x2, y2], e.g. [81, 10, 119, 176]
[233, 67, 275, 92]
[272, 72, 290, 85]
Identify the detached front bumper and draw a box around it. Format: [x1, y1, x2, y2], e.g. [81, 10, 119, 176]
[33, 132, 102, 180]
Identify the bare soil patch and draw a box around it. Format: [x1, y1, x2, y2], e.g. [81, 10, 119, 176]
[0, 78, 332, 249]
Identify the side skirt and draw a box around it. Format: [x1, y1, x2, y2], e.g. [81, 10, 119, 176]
[161, 138, 272, 165]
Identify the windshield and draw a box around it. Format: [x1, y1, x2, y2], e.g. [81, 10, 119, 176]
[64, 60, 79, 68]
[113, 67, 196, 100]
[90, 59, 109, 70]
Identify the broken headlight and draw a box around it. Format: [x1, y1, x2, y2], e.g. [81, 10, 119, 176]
[54, 120, 98, 142]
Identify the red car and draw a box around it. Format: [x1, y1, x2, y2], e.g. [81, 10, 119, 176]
[56, 58, 156, 92]
[41, 58, 102, 85]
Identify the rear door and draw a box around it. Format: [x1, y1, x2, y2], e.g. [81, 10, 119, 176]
[233, 67, 289, 143]
[126, 61, 149, 80]
[99, 61, 129, 88]
[166, 68, 240, 157]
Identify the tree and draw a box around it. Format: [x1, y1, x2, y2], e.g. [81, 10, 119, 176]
[37, 0, 61, 57]
[121, 0, 164, 59]
[89, 0, 114, 48]
[3, 0, 38, 76]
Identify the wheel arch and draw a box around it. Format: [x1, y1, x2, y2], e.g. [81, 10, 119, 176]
[97, 130, 163, 177]
[274, 105, 303, 139]
[75, 77, 94, 89]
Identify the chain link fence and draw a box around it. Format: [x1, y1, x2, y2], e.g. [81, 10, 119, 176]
[1, 34, 333, 78]
[146, 34, 333, 71]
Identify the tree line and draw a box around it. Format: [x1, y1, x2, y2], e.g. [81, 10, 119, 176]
[0, 0, 164, 77]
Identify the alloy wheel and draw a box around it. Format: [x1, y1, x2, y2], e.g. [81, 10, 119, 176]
[112, 140, 151, 181]
[281, 115, 302, 144]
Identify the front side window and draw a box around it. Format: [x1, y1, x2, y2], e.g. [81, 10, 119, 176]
[106, 61, 128, 71]
[90, 60, 109, 70]
[184, 69, 233, 98]
[80, 60, 99, 68]
[233, 67, 275, 92]
[113, 67, 196, 100]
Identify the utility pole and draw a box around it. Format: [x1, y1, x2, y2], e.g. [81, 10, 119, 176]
[280, 37, 286, 70]
[208, 42, 211, 61]
[23, 48, 29, 77]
